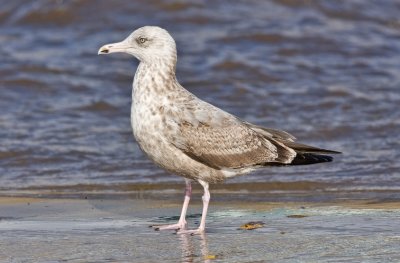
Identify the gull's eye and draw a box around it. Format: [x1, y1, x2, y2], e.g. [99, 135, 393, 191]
[138, 37, 147, 44]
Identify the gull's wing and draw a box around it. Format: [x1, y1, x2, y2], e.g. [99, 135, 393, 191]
[244, 122, 340, 154]
[166, 98, 296, 170]
[244, 122, 296, 142]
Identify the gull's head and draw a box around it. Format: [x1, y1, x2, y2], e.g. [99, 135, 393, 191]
[98, 26, 177, 64]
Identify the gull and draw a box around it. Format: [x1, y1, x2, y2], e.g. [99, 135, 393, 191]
[98, 26, 340, 234]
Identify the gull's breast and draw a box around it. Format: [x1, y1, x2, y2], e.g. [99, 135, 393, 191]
[131, 95, 165, 156]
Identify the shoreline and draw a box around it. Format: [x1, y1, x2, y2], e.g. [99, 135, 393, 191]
[1, 181, 399, 198]
[1, 195, 399, 262]
[1, 195, 399, 210]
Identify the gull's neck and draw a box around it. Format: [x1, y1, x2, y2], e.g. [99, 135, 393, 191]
[134, 58, 179, 94]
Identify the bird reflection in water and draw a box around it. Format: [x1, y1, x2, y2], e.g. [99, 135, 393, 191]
[179, 232, 215, 263]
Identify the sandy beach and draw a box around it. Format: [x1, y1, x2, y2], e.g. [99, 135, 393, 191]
[1, 194, 399, 262]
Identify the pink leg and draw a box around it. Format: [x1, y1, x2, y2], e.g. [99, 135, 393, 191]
[177, 180, 210, 235]
[152, 179, 192, 231]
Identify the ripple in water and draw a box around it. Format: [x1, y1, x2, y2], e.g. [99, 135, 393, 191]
[0, 0, 399, 200]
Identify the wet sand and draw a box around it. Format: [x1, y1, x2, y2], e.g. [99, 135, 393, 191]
[1, 196, 399, 262]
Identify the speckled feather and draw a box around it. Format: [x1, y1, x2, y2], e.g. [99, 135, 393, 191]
[102, 26, 337, 183]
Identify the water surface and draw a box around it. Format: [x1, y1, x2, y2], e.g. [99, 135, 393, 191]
[0, 0, 399, 200]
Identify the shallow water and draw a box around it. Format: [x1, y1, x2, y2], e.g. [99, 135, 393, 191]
[0, 0, 399, 199]
[1, 198, 399, 262]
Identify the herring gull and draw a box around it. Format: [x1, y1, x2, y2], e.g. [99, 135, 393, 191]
[98, 26, 340, 234]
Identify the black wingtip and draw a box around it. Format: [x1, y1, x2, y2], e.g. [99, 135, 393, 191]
[291, 153, 334, 165]
[324, 150, 342, 154]
[283, 141, 342, 154]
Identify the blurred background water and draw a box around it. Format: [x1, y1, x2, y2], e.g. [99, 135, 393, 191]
[0, 0, 399, 200]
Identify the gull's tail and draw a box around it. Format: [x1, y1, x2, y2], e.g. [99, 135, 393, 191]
[246, 124, 341, 166]
[285, 141, 341, 165]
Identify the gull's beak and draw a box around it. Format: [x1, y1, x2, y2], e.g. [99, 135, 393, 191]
[98, 40, 131, 55]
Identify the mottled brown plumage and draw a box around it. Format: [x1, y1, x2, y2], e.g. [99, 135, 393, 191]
[98, 26, 340, 234]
